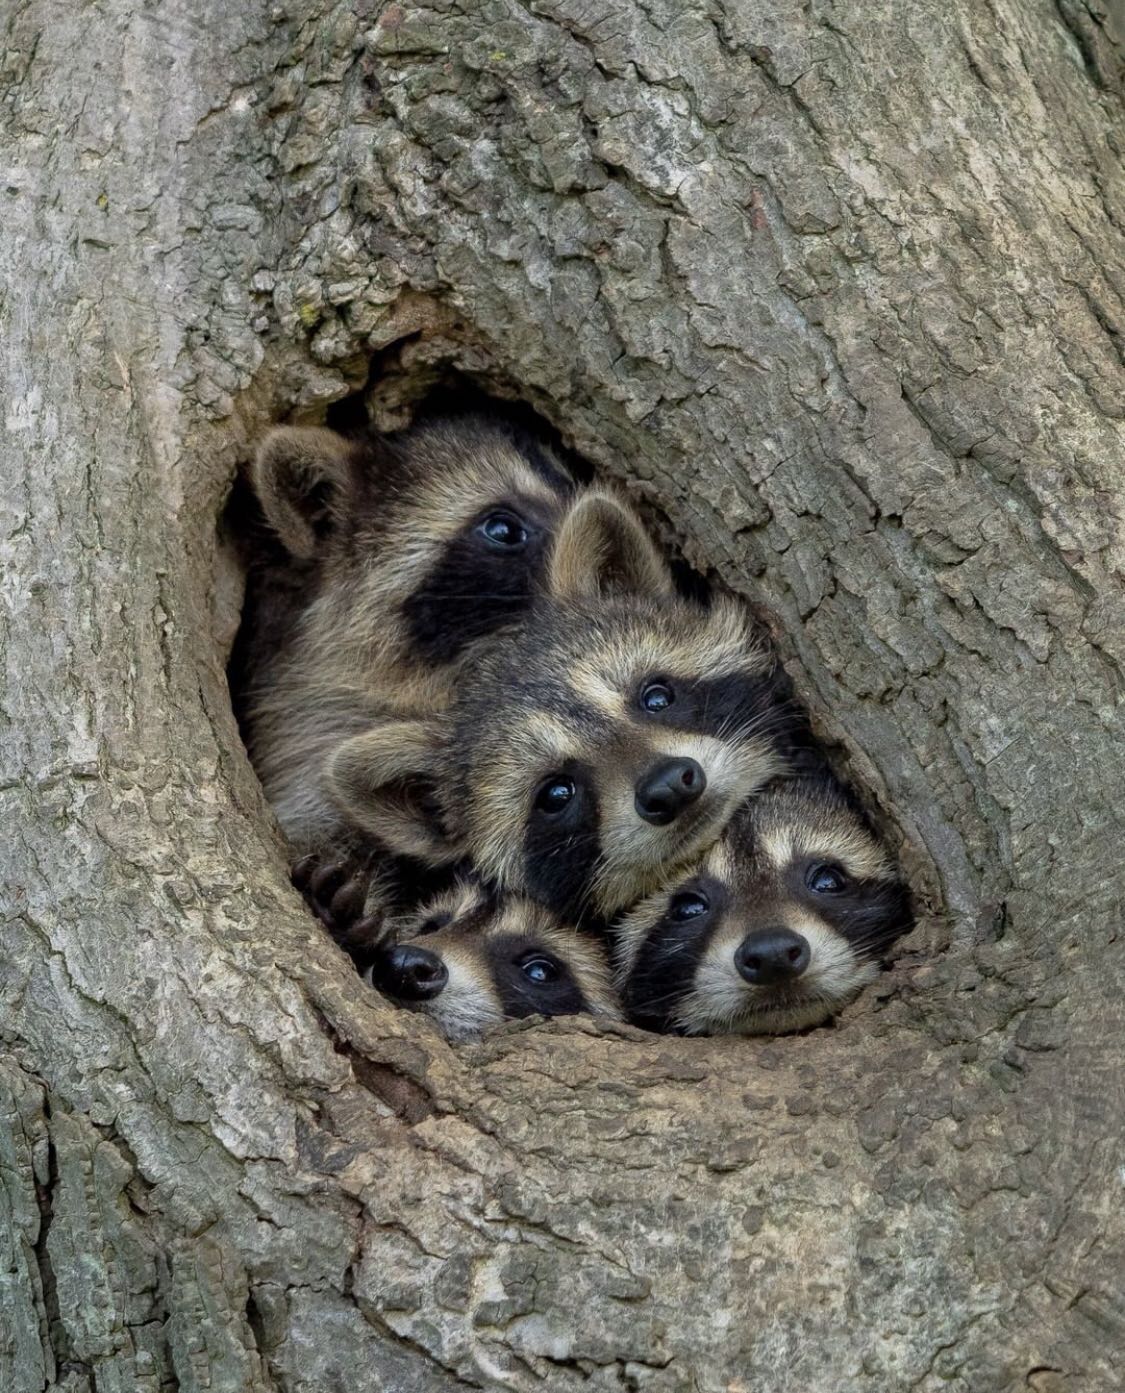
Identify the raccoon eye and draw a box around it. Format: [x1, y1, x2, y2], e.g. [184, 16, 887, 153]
[520, 954, 560, 984]
[806, 863, 848, 894]
[535, 777, 575, 815]
[640, 681, 675, 713]
[477, 510, 528, 550]
[669, 890, 709, 921]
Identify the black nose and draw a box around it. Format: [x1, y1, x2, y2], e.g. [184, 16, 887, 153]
[735, 929, 810, 986]
[634, 757, 707, 825]
[375, 945, 449, 1001]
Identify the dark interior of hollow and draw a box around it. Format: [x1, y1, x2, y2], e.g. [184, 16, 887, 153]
[220, 379, 750, 959]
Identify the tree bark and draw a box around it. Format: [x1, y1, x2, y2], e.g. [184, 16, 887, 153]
[2, 0, 1123, 1389]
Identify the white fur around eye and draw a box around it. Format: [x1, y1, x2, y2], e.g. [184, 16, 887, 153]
[760, 826, 891, 883]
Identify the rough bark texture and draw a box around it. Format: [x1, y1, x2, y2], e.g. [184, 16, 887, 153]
[2, 0, 1124, 1389]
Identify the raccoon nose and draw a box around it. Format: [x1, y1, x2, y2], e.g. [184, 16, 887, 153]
[378, 945, 449, 1001]
[634, 757, 707, 825]
[735, 929, 810, 986]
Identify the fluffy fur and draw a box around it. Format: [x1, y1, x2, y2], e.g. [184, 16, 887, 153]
[614, 772, 914, 1035]
[237, 414, 580, 858]
[328, 493, 801, 920]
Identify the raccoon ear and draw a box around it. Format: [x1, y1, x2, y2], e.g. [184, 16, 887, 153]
[547, 492, 673, 602]
[251, 426, 358, 559]
[325, 722, 459, 867]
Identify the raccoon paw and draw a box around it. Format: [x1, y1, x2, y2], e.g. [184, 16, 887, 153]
[290, 852, 391, 966]
[291, 853, 363, 920]
[291, 853, 354, 923]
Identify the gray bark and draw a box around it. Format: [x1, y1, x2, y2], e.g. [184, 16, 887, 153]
[2, 0, 1123, 1389]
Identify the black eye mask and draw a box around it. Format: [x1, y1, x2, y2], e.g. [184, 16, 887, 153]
[634, 669, 786, 746]
[805, 876, 914, 955]
[523, 764, 602, 922]
[402, 502, 551, 664]
[486, 935, 590, 1019]
[619, 884, 724, 1033]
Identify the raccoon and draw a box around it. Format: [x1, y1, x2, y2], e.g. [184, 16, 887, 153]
[363, 880, 621, 1042]
[235, 413, 581, 865]
[613, 772, 914, 1035]
[328, 492, 800, 920]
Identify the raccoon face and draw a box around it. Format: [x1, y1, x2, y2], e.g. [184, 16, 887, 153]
[244, 416, 583, 851]
[454, 598, 791, 918]
[252, 414, 577, 688]
[387, 422, 576, 668]
[614, 774, 914, 1035]
[364, 882, 620, 1042]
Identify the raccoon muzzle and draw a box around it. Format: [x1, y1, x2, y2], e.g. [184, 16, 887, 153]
[373, 944, 449, 1002]
[634, 756, 706, 826]
[733, 928, 811, 986]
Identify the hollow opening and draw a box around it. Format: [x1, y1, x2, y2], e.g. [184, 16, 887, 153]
[219, 367, 920, 1048]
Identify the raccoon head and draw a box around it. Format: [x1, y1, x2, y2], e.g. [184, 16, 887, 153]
[327, 494, 795, 918]
[448, 494, 795, 917]
[252, 415, 577, 683]
[364, 881, 620, 1042]
[614, 773, 914, 1035]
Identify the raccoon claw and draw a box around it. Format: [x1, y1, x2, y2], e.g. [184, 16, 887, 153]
[308, 859, 350, 906]
[327, 875, 367, 928]
[344, 913, 394, 952]
[326, 911, 393, 972]
[293, 848, 391, 972]
[292, 855, 363, 931]
[289, 853, 320, 893]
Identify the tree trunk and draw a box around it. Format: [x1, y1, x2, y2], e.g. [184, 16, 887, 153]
[2, 0, 1123, 1388]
